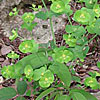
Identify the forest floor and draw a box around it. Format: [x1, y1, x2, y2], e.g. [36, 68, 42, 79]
[0, 0, 100, 100]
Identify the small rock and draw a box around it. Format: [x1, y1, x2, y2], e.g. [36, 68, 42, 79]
[1, 45, 12, 55]
[92, 92, 100, 100]
[2, 59, 10, 67]
[0, 58, 4, 62]
[83, 65, 88, 69]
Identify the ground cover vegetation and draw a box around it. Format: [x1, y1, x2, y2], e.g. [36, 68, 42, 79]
[0, 0, 100, 100]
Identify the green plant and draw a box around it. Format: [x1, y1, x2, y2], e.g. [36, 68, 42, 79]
[7, 51, 20, 59]
[9, 28, 18, 41]
[19, 40, 38, 53]
[84, 71, 100, 89]
[97, 61, 100, 69]
[30, 4, 42, 11]
[21, 12, 37, 32]
[9, 7, 19, 16]
[0, 0, 100, 99]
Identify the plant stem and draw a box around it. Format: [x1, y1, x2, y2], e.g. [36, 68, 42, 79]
[41, 0, 48, 12]
[88, 34, 97, 43]
[50, 18, 56, 46]
[83, 34, 97, 47]
[66, 14, 72, 26]
[30, 31, 34, 40]
[65, 11, 72, 25]
[41, 0, 56, 46]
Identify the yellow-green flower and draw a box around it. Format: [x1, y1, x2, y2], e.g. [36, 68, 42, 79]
[33, 67, 46, 81]
[24, 65, 33, 78]
[73, 10, 91, 24]
[52, 48, 73, 63]
[50, 1, 65, 13]
[39, 70, 54, 88]
[19, 40, 38, 53]
[22, 12, 35, 23]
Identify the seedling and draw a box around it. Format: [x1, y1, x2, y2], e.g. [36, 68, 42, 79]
[7, 51, 19, 59]
[21, 12, 37, 31]
[9, 7, 19, 16]
[31, 4, 42, 11]
[9, 28, 18, 41]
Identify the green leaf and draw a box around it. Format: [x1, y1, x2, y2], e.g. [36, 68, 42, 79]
[49, 62, 71, 88]
[31, 40, 39, 53]
[21, 22, 37, 31]
[36, 88, 56, 100]
[72, 26, 86, 38]
[9, 12, 13, 16]
[81, 7, 95, 24]
[72, 76, 80, 83]
[68, 45, 88, 60]
[26, 90, 31, 96]
[70, 89, 97, 100]
[0, 87, 17, 100]
[13, 7, 17, 12]
[9, 28, 18, 41]
[65, 25, 79, 33]
[65, 4, 73, 16]
[15, 52, 50, 70]
[93, 4, 100, 17]
[33, 67, 46, 81]
[76, 37, 88, 46]
[94, 18, 100, 35]
[85, 0, 94, 9]
[63, 34, 77, 47]
[62, 0, 71, 4]
[17, 81, 27, 95]
[84, 77, 98, 89]
[16, 96, 26, 100]
[24, 65, 33, 78]
[12, 64, 23, 78]
[55, 94, 70, 100]
[72, 92, 87, 100]
[35, 11, 48, 20]
[86, 24, 95, 34]
[97, 61, 100, 68]
[1, 65, 15, 78]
